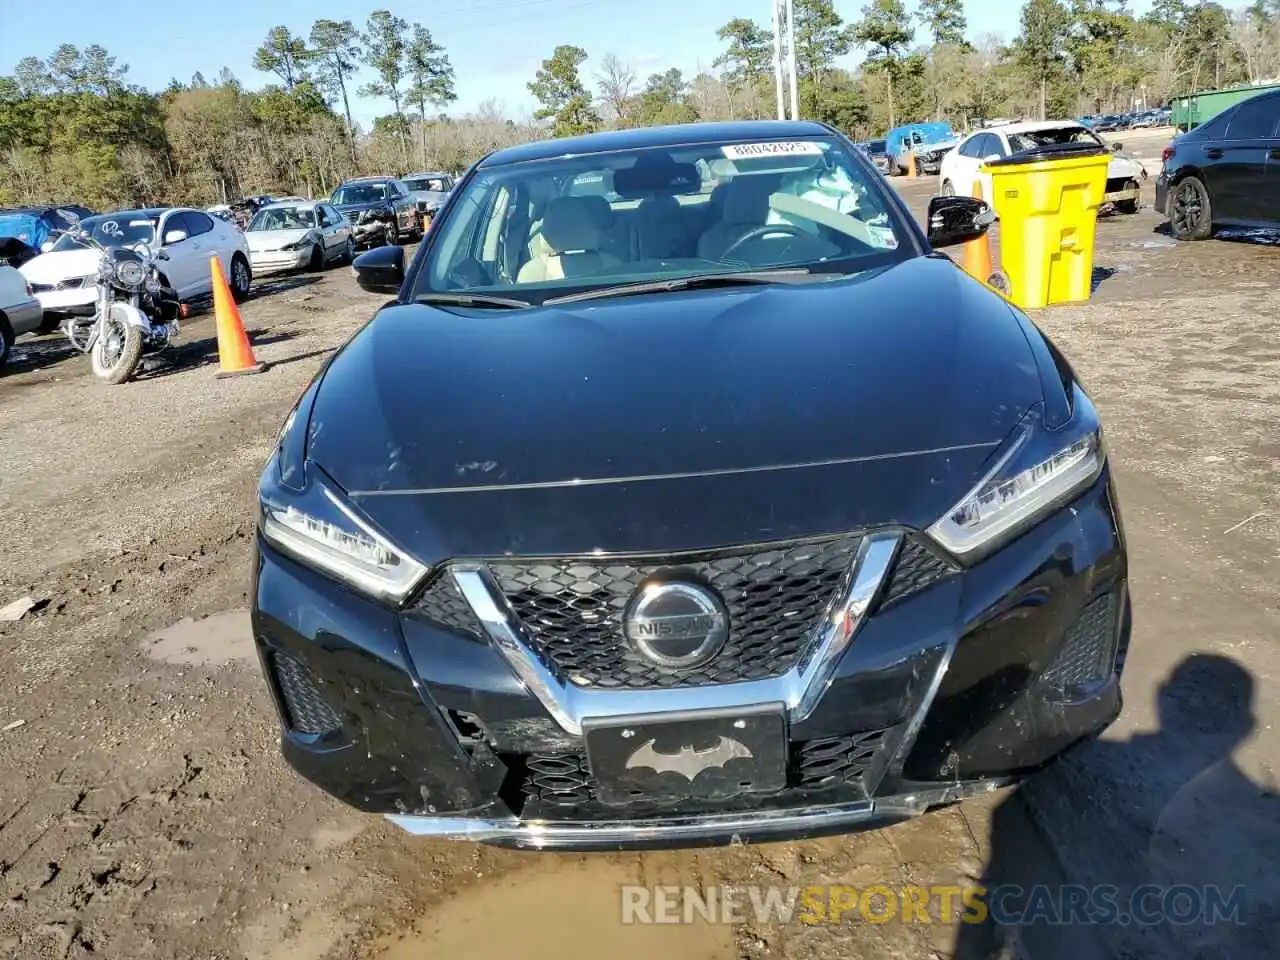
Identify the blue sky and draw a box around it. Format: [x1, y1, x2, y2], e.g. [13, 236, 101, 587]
[2, 0, 1156, 126]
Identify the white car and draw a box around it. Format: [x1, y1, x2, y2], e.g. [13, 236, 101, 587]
[245, 200, 354, 274]
[938, 120, 1148, 213]
[20, 207, 252, 322]
[0, 264, 42, 372]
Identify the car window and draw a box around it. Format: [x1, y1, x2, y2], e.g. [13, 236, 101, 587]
[958, 136, 979, 159]
[987, 135, 1008, 158]
[1225, 96, 1280, 139]
[250, 206, 318, 231]
[332, 183, 392, 204]
[52, 212, 159, 251]
[420, 136, 913, 305]
[1008, 126, 1101, 153]
[185, 211, 215, 237]
[162, 212, 193, 242]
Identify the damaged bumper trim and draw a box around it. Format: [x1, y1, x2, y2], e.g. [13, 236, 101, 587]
[385, 779, 1010, 848]
[1103, 187, 1140, 204]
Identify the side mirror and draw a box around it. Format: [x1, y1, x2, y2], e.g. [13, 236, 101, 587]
[353, 244, 405, 294]
[164, 229, 188, 244]
[41, 240, 55, 253]
[1112, 142, 1123, 152]
[927, 195, 995, 249]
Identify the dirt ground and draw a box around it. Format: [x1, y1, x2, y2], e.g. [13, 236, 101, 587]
[1, 127, 1277, 960]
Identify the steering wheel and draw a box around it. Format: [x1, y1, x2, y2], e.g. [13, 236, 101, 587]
[720, 223, 810, 262]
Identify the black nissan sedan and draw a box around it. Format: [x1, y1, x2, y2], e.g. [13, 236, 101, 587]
[252, 120, 1130, 849]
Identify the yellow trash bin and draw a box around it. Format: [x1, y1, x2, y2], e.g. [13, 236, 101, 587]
[983, 143, 1112, 310]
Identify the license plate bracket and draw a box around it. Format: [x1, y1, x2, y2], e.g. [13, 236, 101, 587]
[583, 704, 787, 807]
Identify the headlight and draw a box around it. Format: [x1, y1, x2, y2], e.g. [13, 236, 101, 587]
[259, 464, 428, 603]
[283, 238, 311, 251]
[927, 397, 1105, 561]
[114, 260, 147, 289]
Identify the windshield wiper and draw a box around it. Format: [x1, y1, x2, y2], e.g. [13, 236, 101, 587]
[542, 269, 815, 306]
[415, 292, 531, 309]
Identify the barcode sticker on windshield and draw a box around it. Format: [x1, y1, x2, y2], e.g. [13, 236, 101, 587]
[721, 141, 825, 160]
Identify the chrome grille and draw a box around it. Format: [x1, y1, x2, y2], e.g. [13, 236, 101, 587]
[489, 536, 861, 689]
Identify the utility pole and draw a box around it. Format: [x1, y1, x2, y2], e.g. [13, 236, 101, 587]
[771, 0, 786, 119]
[784, 0, 799, 120]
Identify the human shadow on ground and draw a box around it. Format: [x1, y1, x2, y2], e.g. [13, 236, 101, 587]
[953, 654, 1279, 960]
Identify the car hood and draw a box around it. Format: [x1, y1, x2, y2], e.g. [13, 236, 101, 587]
[1109, 153, 1146, 178]
[406, 189, 449, 207]
[19, 249, 100, 284]
[307, 257, 1045, 558]
[246, 228, 313, 252]
[334, 200, 388, 216]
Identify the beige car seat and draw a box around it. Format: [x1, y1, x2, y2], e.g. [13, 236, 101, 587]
[518, 196, 623, 282]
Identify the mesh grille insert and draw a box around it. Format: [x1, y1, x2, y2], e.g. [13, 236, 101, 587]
[1041, 592, 1121, 694]
[272, 651, 342, 735]
[880, 536, 959, 608]
[489, 536, 861, 689]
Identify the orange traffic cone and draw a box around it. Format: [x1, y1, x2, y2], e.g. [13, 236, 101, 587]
[961, 177, 997, 287]
[210, 255, 266, 378]
[905, 151, 917, 179]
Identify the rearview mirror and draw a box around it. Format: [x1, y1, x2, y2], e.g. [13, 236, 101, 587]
[164, 229, 188, 244]
[353, 244, 405, 294]
[927, 195, 994, 249]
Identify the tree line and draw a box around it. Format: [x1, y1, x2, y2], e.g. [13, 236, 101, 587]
[3, 0, 1279, 211]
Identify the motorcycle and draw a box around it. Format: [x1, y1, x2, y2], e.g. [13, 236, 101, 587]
[56, 220, 184, 385]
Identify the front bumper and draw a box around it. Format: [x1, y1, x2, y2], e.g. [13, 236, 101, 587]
[350, 221, 389, 247]
[249, 249, 311, 273]
[5, 295, 44, 338]
[33, 287, 96, 313]
[251, 471, 1130, 849]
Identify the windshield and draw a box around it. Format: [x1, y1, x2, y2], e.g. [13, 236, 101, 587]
[249, 206, 318, 231]
[51, 213, 157, 252]
[0, 214, 40, 243]
[404, 177, 448, 193]
[1008, 126, 1104, 153]
[332, 184, 391, 205]
[419, 136, 912, 304]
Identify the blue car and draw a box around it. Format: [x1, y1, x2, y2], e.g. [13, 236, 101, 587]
[883, 123, 959, 175]
[0, 204, 94, 266]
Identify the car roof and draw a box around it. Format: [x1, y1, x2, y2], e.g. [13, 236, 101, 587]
[88, 207, 170, 220]
[340, 176, 397, 184]
[402, 171, 450, 179]
[479, 119, 834, 167]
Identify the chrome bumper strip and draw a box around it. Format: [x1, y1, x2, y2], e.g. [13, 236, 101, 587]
[385, 780, 1008, 848]
[451, 534, 901, 736]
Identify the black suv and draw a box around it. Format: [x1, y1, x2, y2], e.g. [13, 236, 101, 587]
[1156, 89, 1280, 240]
[330, 177, 421, 248]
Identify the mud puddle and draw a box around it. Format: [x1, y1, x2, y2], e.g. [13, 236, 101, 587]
[141, 608, 254, 665]
[369, 858, 737, 960]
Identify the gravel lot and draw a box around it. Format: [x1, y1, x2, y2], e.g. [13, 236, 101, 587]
[1, 128, 1277, 960]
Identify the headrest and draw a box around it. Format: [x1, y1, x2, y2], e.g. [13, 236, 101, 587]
[720, 178, 773, 224]
[541, 196, 612, 253]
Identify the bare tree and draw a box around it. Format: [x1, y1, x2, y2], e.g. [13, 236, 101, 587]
[594, 53, 636, 126]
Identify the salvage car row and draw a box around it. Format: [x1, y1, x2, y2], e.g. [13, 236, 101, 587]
[0, 171, 458, 371]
